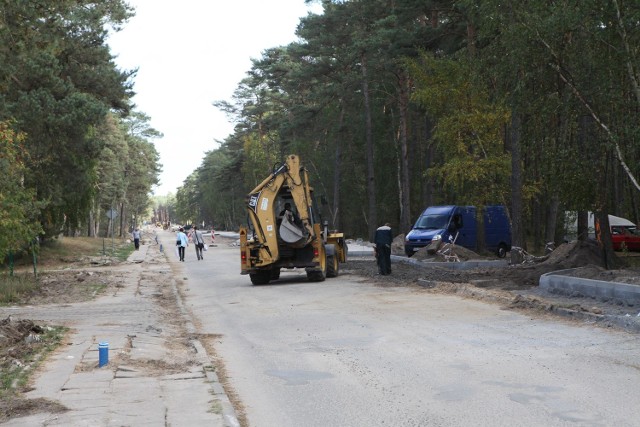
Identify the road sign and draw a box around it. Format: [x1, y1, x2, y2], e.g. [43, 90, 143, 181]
[106, 208, 118, 220]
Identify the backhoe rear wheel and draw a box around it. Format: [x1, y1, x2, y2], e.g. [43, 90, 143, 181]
[306, 252, 327, 282]
[326, 255, 339, 278]
[250, 270, 271, 285]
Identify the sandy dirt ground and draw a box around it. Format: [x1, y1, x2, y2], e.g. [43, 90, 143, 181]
[348, 237, 640, 331]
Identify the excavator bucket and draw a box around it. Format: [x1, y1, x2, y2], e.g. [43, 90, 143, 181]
[279, 215, 309, 247]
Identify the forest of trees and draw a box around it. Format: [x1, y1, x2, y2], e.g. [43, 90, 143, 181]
[173, 0, 640, 266]
[3, 1, 639, 267]
[0, 1, 161, 260]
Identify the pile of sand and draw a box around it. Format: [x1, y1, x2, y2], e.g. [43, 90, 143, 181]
[0, 317, 43, 347]
[391, 234, 406, 255]
[541, 240, 603, 269]
[393, 236, 607, 268]
[412, 242, 484, 262]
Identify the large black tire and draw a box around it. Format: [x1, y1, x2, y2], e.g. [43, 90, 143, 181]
[306, 252, 327, 282]
[250, 270, 271, 285]
[306, 269, 326, 282]
[270, 268, 281, 280]
[326, 255, 339, 278]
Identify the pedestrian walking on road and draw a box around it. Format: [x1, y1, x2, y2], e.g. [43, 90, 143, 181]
[176, 227, 189, 262]
[191, 226, 206, 260]
[132, 228, 141, 250]
[374, 223, 393, 275]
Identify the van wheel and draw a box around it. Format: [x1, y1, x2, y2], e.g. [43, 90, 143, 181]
[326, 255, 339, 278]
[496, 243, 508, 258]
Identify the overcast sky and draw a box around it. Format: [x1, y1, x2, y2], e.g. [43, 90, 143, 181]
[108, 0, 321, 195]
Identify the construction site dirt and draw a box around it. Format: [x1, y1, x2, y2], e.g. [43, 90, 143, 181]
[347, 238, 640, 334]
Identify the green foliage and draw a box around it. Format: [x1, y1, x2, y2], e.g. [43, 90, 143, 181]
[0, 122, 44, 260]
[470, 0, 640, 192]
[111, 241, 135, 262]
[0, 274, 38, 305]
[243, 133, 282, 189]
[409, 53, 511, 205]
[175, 0, 640, 248]
[0, 0, 160, 240]
[123, 127, 161, 219]
[94, 114, 129, 210]
[173, 148, 243, 230]
[0, 0, 136, 238]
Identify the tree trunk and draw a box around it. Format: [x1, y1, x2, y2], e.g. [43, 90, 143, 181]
[596, 151, 623, 269]
[545, 196, 560, 244]
[577, 211, 589, 242]
[361, 53, 377, 241]
[87, 211, 93, 237]
[631, 183, 640, 225]
[467, 22, 477, 57]
[397, 70, 412, 234]
[107, 217, 113, 240]
[533, 200, 543, 252]
[423, 115, 435, 209]
[509, 114, 525, 254]
[119, 202, 125, 238]
[595, 210, 621, 269]
[332, 106, 344, 229]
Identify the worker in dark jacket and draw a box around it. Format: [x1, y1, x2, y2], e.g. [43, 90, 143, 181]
[374, 223, 393, 275]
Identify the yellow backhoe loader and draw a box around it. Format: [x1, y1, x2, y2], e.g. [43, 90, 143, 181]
[239, 155, 347, 285]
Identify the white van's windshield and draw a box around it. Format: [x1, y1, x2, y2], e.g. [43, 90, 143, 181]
[414, 214, 449, 230]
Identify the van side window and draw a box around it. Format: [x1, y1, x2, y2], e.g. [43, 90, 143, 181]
[450, 213, 463, 231]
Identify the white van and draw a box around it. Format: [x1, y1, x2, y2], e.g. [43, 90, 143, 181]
[564, 211, 636, 240]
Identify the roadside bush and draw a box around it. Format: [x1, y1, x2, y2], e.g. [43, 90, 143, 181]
[0, 275, 37, 305]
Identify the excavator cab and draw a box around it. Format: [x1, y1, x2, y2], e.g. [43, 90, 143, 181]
[276, 196, 308, 247]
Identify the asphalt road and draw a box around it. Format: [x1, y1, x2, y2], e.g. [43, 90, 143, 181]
[166, 231, 640, 427]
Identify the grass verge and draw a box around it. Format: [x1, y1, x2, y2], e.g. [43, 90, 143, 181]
[0, 325, 67, 394]
[36, 236, 135, 264]
[0, 237, 134, 304]
[0, 235, 134, 422]
[2, 236, 135, 272]
[0, 323, 68, 422]
[0, 275, 38, 305]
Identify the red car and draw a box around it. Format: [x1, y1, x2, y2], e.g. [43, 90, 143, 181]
[610, 226, 640, 251]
